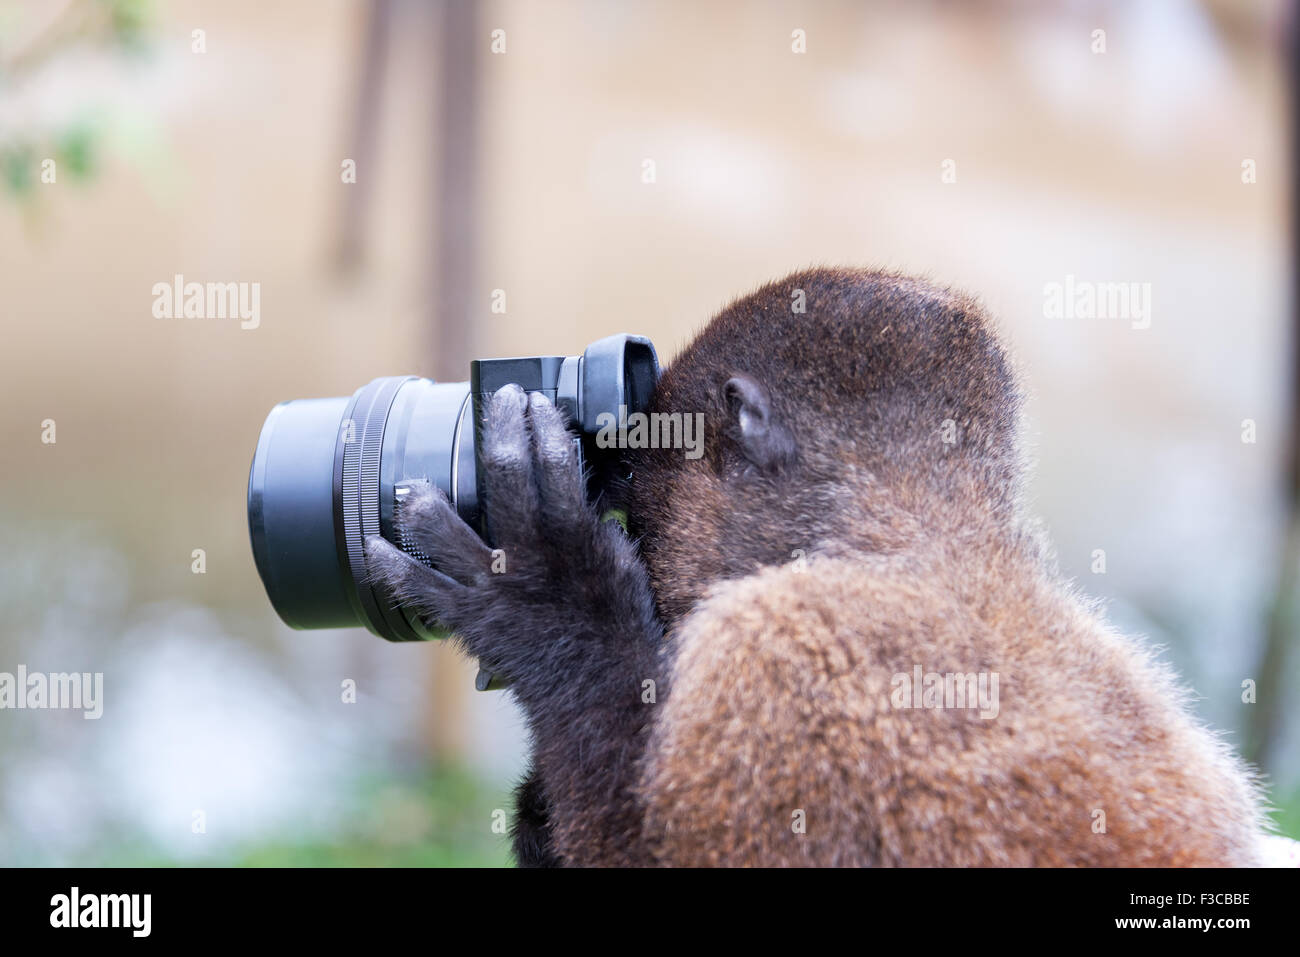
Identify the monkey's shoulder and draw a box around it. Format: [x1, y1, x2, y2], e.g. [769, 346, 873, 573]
[642, 554, 1266, 865]
[667, 552, 996, 689]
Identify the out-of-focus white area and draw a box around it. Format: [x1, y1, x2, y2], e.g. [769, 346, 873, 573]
[0, 523, 527, 862]
[0, 0, 1295, 860]
[1259, 833, 1300, 866]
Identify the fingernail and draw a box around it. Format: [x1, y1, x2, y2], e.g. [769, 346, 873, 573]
[495, 383, 527, 409]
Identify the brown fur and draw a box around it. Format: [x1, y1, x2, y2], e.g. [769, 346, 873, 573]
[617, 267, 1264, 866]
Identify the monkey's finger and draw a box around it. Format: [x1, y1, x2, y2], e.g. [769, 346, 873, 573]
[527, 391, 589, 526]
[480, 384, 542, 548]
[364, 534, 470, 628]
[395, 480, 494, 584]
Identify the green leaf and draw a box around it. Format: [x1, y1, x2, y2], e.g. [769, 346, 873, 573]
[57, 124, 96, 180]
[1, 147, 34, 194]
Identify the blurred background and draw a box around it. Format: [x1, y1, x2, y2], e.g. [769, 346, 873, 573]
[0, 0, 1296, 866]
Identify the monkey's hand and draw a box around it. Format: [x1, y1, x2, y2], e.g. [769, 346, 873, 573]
[364, 383, 665, 865]
[364, 383, 662, 694]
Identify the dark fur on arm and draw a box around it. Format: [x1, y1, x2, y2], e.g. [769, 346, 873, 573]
[509, 765, 561, 867]
[365, 385, 667, 866]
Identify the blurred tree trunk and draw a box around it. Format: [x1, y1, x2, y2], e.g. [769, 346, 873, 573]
[423, 0, 481, 765]
[332, 0, 392, 272]
[428, 0, 478, 383]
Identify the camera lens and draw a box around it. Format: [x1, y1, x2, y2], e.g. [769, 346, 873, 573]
[247, 334, 659, 642]
[248, 376, 477, 641]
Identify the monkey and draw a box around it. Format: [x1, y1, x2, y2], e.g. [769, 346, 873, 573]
[365, 266, 1267, 867]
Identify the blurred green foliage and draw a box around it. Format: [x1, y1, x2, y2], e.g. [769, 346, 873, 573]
[228, 766, 515, 868]
[1, 144, 34, 192]
[73, 764, 516, 868]
[55, 121, 96, 179]
[106, 0, 151, 50]
[0, 0, 149, 199]
[1270, 786, 1300, 842]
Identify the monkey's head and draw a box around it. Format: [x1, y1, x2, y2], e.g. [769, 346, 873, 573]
[610, 267, 1027, 629]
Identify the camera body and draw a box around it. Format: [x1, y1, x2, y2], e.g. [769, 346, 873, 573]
[247, 334, 659, 642]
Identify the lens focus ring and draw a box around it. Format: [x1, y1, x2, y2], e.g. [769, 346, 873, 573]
[335, 376, 416, 639]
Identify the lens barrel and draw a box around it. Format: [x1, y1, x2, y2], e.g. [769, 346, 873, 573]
[248, 395, 356, 630]
[247, 334, 659, 641]
[249, 376, 476, 641]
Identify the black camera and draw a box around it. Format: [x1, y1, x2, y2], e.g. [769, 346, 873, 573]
[247, 334, 660, 642]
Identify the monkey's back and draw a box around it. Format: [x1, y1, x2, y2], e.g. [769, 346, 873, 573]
[639, 548, 1264, 867]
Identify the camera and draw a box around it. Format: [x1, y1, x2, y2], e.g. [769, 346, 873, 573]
[247, 334, 660, 642]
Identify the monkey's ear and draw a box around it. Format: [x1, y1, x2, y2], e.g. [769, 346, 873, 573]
[722, 374, 796, 473]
